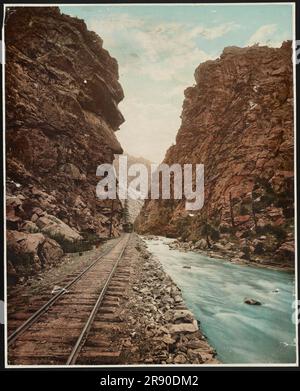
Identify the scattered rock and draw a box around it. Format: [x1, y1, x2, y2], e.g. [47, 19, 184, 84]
[168, 320, 199, 334]
[244, 298, 262, 305]
[173, 354, 187, 364]
[124, 236, 218, 365]
[194, 239, 207, 250]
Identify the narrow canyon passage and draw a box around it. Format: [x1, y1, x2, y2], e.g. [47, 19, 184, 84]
[4, 5, 296, 367]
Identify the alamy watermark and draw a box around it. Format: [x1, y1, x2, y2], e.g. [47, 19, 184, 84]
[292, 300, 300, 325]
[296, 40, 300, 65]
[96, 156, 204, 211]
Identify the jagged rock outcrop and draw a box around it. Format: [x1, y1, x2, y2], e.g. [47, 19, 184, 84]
[136, 43, 294, 266]
[5, 7, 125, 280]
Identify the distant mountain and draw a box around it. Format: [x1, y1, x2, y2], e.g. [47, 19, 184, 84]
[114, 153, 152, 223]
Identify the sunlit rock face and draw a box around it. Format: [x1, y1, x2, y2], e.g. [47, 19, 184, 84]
[5, 7, 125, 278]
[137, 42, 294, 266]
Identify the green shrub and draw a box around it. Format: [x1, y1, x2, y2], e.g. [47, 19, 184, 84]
[201, 222, 220, 241]
[176, 216, 192, 241]
[241, 245, 251, 260]
[254, 242, 264, 254]
[7, 249, 34, 267]
[240, 204, 249, 215]
[50, 233, 93, 253]
[219, 225, 235, 234]
[240, 229, 253, 239]
[283, 207, 294, 219]
[211, 227, 220, 241]
[256, 225, 287, 241]
[81, 231, 101, 245]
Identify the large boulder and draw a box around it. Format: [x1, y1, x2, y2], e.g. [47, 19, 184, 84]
[275, 241, 294, 263]
[59, 163, 86, 181]
[168, 320, 199, 334]
[194, 239, 207, 250]
[6, 230, 63, 280]
[7, 230, 45, 255]
[6, 195, 25, 229]
[36, 214, 82, 243]
[20, 220, 39, 233]
[40, 237, 64, 266]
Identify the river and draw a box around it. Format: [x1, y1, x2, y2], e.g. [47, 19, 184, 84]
[145, 237, 297, 364]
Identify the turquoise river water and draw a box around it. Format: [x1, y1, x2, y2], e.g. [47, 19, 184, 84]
[145, 237, 297, 364]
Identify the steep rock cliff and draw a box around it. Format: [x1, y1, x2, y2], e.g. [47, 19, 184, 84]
[5, 7, 125, 280]
[136, 43, 294, 266]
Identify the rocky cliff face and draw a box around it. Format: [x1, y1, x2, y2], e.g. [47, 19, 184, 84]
[136, 42, 294, 267]
[5, 7, 125, 281]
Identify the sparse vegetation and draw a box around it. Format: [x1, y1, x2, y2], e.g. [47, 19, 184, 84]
[240, 204, 250, 216]
[241, 245, 251, 260]
[50, 233, 94, 253]
[219, 224, 236, 234]
[176, 216, 192, 241]
[7, 249, 34, 267]
[254, 242, 264, 254]
[256, 224, 287, 241]
[81, 231, 102, 246]
[201, 222, 220, 242]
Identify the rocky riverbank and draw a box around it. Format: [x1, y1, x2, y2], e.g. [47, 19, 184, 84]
[122, 235, 218, 364]
[145, 235, 294, 272]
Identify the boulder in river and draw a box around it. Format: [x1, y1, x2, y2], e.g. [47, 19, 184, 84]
[244, 298, 262, 305]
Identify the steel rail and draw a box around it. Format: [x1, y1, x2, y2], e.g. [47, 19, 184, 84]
[7, 236, 124, 346]
[66, 233, 131, 365]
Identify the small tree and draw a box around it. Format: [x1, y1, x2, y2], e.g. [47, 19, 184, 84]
[229, 192, 235, 227]
[251, 189, 258, 231]
[201, 220, 212, 248]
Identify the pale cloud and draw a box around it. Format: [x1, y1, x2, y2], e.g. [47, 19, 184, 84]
[190, 22, 239, 40]
[140, 48, 213, 82]
[133, 21, 237, 63]
[89, 16, 235, 75]
[89, 13, 145, 34]
[85, 14, 238, 161]
[247, 24, 277, 46]
[113, 20, 216, 81]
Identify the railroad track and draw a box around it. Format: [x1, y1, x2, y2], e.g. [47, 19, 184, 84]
[7, 233, 132, 365]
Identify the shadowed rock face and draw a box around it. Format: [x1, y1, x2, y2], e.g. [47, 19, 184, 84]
[136, 42, 294, 265]
[5, 7, 125, 278]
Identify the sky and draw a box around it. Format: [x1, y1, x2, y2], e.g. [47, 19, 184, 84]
[60, 4, 294, 163]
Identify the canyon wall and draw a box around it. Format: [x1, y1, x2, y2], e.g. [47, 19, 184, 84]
[5, 7, 125, 281]
[136, 42, 294, 267]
